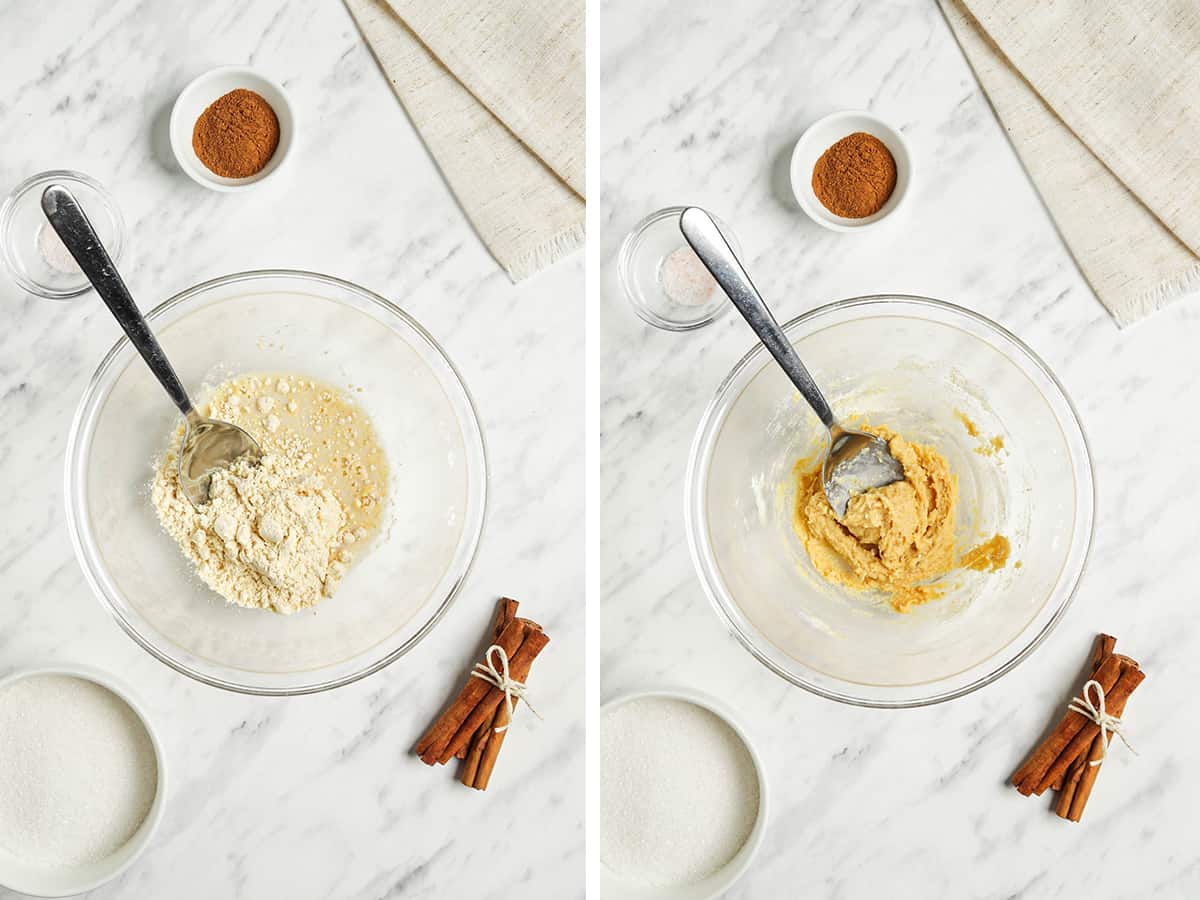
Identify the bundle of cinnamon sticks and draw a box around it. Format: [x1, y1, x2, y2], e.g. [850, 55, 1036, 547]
[1010, 633, 1145, 822]
[415, 598, 549, 791]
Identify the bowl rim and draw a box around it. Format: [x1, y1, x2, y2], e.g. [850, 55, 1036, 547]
[64, 268, 488, 696]
[599, 687, 768, 899]
[684, 293, 1096, 708]
[0, 663, 167, 897]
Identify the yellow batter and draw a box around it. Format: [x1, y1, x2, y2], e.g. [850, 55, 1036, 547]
[960, 534, 1010, 573]
[793, 426, 1007, 612]
[956, 410, 1005, 457]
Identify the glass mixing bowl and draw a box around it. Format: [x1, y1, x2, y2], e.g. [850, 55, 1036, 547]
[685, 295, 1094, 707]
[65, 270, 487, 695]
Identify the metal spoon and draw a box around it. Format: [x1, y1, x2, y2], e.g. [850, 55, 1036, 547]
[42, 184, 261, 507]
[679, 206, 904, 517]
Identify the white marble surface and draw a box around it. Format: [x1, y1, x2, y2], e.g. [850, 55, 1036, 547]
[0, 1, 582, 897]
[601, 1, 1199, 897]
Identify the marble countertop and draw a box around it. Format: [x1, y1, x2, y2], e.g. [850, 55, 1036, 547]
[601, 1, 1199, 897]
[0, 1, 582, 897]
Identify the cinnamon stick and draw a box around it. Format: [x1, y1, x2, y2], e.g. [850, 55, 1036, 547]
[1013, 634, 1146, 822]
[1053, 636, 1116, 799]
[1054, 634, 1117, 795]
[1055, 754, 1085, 815]
[1065, 725, 1109, 821]
[460, 719, 492, 785]
[1034, 662, 1144, 796]
[462, 693, 513, 788]
[472, 703, 511, 790]
[438, 627, 550, 764]
[416, 597, 549, 790]
[415, 616, 530, 764]
[462, 681, 522, 790]
[1093, 634, 1117, 669]
[493, 598, 520, 636]
[457, 599, 520, 763]
[1011, 652, 1124, 794]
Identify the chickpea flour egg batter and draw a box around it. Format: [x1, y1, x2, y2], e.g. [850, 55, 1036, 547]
[792, 425, 1008, 612]
[152, 373, 388, 614]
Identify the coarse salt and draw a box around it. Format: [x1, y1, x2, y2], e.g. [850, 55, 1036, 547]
[658, 245, 719, 307]
[602, 697, 759, 886]
[0, 675, 158, 868]
[36, 222, 81, 275]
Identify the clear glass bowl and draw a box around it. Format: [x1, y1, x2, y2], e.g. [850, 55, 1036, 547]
[618, 207, 740, 331]
[65, 271, 487, 695]
[685, 295, 1094, 707]
[0, 170, 125, 300]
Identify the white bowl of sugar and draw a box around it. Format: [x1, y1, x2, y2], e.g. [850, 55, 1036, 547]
[601, 689, 768, 899]
[0, 666, 166, 897]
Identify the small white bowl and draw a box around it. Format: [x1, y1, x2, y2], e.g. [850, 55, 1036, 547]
[0, 665, 167, 897]
[600, 688, 768, 900]
[790, 110, 912, 231]
[169, 66, 295, 192]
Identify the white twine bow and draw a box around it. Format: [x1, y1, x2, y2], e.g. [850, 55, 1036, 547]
[1068, 679, 1136, 766]
[471, 645, 542, 733]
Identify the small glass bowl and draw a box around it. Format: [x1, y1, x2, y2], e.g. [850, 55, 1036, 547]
[618, 207, 740, 331]
[0, 170, 125, 299]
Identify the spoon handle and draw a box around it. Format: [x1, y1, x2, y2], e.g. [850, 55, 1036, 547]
[679, 207, 836, 430]
[42, 185, 195, 418]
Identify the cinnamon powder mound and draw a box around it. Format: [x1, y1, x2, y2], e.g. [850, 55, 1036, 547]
[191, 89, 280, 178]
[811, 132, 897, 218]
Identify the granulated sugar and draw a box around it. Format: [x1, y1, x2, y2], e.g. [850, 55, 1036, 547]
[0, 675, 158, 867]
[601, 696, 760, 886]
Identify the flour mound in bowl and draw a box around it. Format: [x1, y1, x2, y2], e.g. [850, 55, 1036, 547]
[151, 373, 388, 614]
[153, 453, 344, 614]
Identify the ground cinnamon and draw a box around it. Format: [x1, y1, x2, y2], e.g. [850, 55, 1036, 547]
[192, 89, 280, 178]
[811, 131, 897, 218]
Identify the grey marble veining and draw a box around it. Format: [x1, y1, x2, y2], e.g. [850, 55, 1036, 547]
[601, 1, 1199, 897]
[0, 1, 582, 897]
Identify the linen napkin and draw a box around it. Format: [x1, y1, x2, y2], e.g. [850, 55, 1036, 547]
[940, 0, 1200, 326]
[345, 0, 584, 282]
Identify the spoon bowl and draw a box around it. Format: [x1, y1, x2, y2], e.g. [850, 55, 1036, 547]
[823, 425, 905, 518]
[41, 184, 261, 506]
[178, 411, 263, 506]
